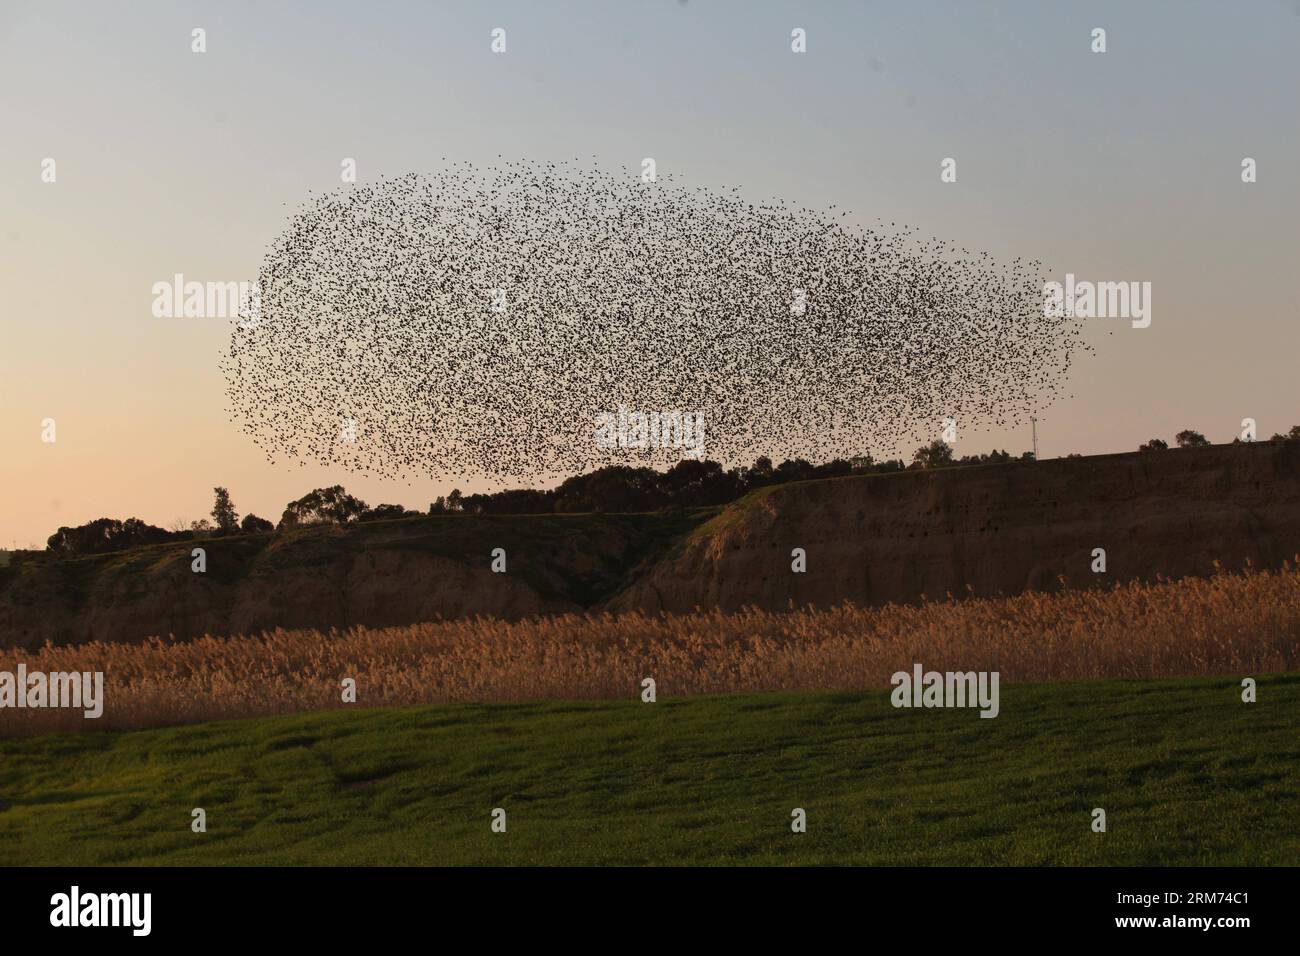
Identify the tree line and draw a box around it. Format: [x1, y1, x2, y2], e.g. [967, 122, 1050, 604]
[38, 427, 1300, 557]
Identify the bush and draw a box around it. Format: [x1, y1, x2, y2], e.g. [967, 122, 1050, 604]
[46, 518, 172, 556]
[911, 440, 954, 469]
[278, 486, 369, 530]
[240, 514, 274, 534]
[1175, 430, 1210, 448]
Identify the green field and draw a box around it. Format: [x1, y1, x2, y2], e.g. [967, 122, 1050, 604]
[2, 674, 1297, 866]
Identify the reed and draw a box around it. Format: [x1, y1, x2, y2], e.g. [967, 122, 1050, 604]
[3, 563, 1297, 737]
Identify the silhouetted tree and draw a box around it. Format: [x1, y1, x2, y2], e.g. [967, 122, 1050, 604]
[359, 503, 418, 522]
[46, 517, 171, 556]
[211, 487, 239, 533]
[957, 449, 1012, 466]
[278, 486, 369, 530]
[1139, 438, 1168, 452]
[911, 440, 955, 469]
[746, 456, 775, 487]
[240, 514, 274, 534]
[662, 459, 739, 506]
[775, 458, 816, 482]
[1175, 430, 1209, 448]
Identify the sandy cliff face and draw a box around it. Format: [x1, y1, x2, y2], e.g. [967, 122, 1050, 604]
[0, 546, 568, 651]
[0, 512, 709, 649]
[4, 444, 1298, 647]
[603, 442, 1300, 614]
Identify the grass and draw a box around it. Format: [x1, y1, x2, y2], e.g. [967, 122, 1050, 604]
[2, 674, 1297, 866]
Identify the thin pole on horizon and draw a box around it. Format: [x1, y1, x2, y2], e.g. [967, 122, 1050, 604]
[1031, 416, 1039, 461]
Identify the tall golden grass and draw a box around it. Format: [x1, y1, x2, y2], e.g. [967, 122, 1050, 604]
[3, 564, 1298, 736]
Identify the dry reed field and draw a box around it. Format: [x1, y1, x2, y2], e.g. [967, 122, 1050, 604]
[3, 563, 1298, 737]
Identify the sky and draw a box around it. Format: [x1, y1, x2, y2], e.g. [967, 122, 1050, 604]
[2, 0, 1298, 547]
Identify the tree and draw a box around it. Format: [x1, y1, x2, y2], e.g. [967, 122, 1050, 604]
[47, 518, 119, 554]
[746, 456, 775, 487]
[211, 487, 239, 533]
[277, 486, 369, 530]
[775, 458, 816, 482]
[661, 459, 737, 506]
[240, 513, 274, 534]
[359, 503, 416, 522]
[958, 450, 1012, 466]
[1175, 430, 1209, 448]
[1139, 438, 1168, 452]
[46, 517, 170, 556]
[911, 440, 954, 469]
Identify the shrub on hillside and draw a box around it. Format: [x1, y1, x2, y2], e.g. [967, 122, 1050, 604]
[240, 514, 274, 534]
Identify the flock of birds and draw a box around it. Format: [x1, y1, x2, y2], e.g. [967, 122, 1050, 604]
[223, 159, 1089, 482]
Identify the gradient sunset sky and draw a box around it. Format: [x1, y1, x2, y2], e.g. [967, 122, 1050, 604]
[2, 0, 1297, 547]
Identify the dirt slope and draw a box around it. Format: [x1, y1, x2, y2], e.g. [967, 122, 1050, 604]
[0, 510, 712, 649]
[4, 443, 1299, 648]
[605, 441, 1300, 614]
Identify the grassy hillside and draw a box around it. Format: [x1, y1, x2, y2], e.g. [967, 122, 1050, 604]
[2, 674, 1296, 866]
[1, 509, 718, 608]
[0, 508, 721, 648]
